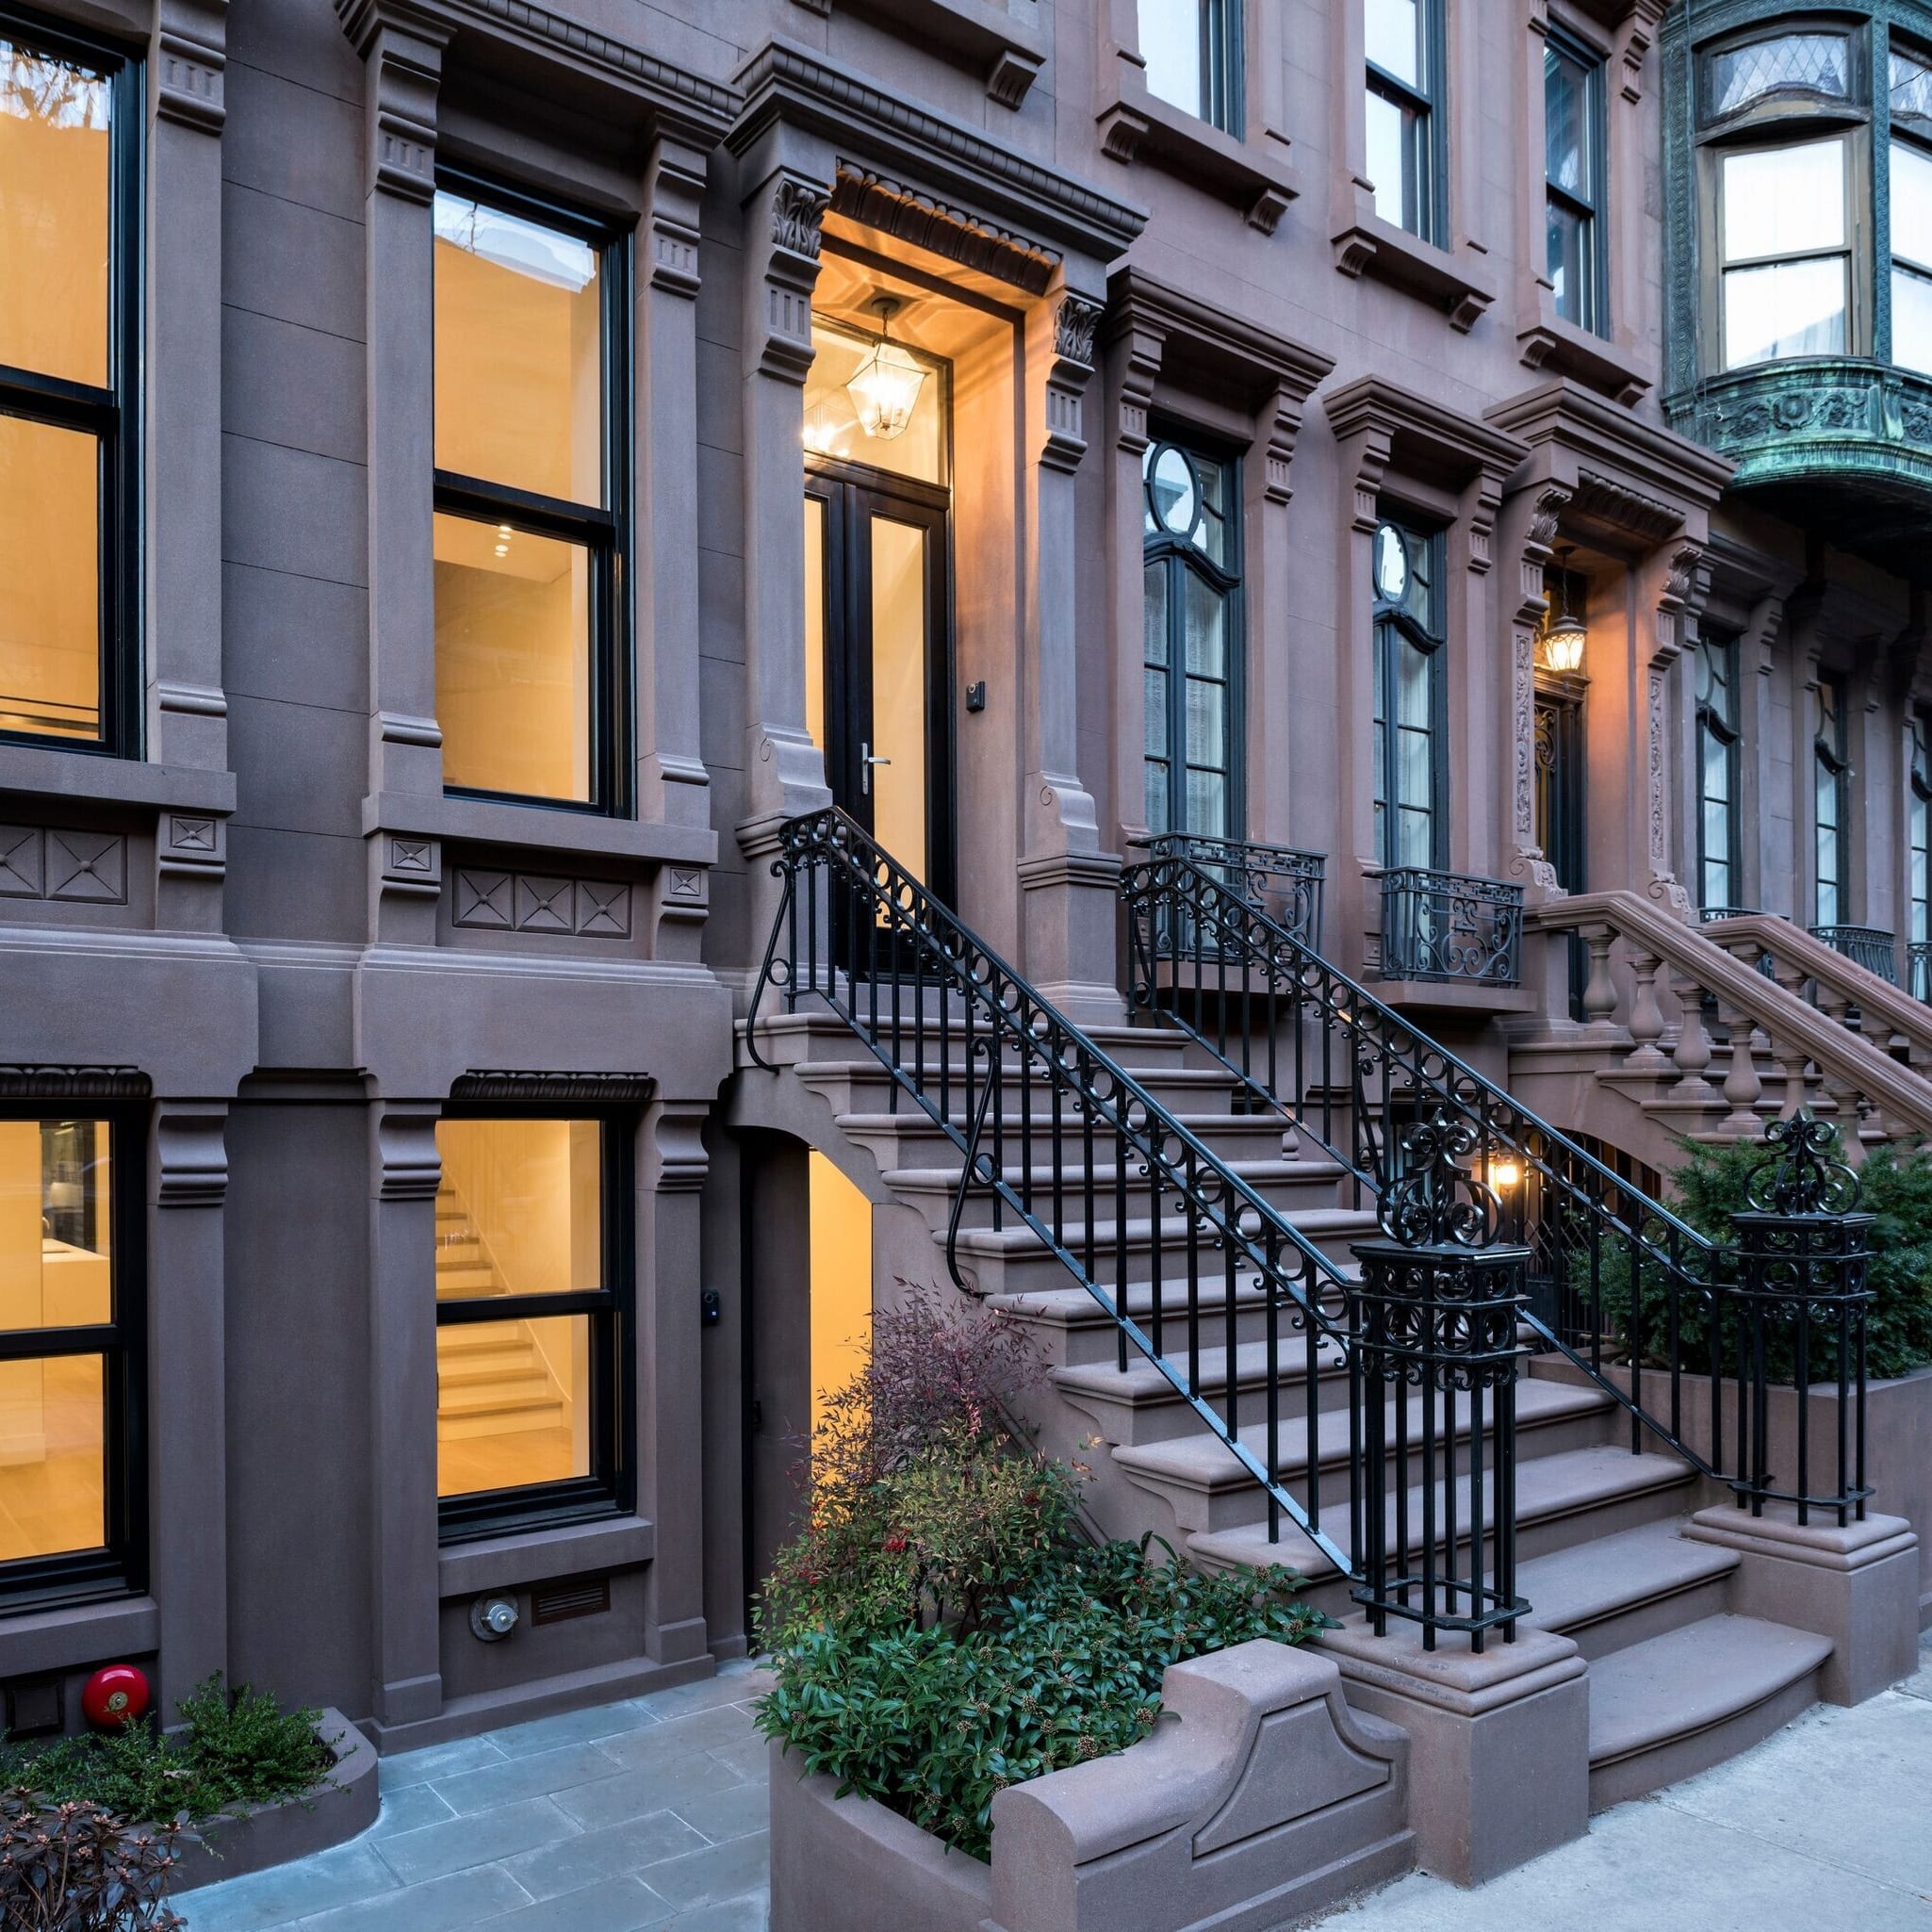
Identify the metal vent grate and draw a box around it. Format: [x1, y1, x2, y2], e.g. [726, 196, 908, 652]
[531, 1577, 611, 1626]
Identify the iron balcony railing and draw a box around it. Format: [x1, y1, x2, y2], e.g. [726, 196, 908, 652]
[1123, 848, 1875, 1526]
[1379, 867, 1524, 986]
[1136, 832, 1325, 949]
[1911, 940, 1932, 1005]
[1808, 925, 1899, 985]
[747, 808, 1529, 1648]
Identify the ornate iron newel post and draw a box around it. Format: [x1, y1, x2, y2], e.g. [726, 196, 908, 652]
[1350, 1112, 1530, 1651]
[1727, 1110, 1875, 1527]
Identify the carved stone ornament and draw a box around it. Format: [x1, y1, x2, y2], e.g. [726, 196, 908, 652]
[1527, 484, 1571, 550]
[1053, 292, 1102, 371]
[769, 175, 828, 260]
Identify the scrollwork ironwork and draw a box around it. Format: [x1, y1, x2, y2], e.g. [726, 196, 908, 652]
[1744, 1107, 1860, 1217]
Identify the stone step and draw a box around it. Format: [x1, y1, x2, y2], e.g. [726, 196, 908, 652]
[1052, 1333, 1356, 1445]
[1187, 1445, 1698, 1603]
[989, 1279, 1350, 1367]
[951, 1204, 1377, 1300]
[1515, 1519, 1740, 1660]
[1113, 1378, 1615, 1535]
[833, 1106, 1301, 1172]
[789, 1056, 1246, 1122]
[1585, 1614, 1834, 1809]
[747, 1005, 1203, 1072]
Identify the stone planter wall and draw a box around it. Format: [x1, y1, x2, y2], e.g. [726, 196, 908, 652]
[770, 1641, 1414, 1932]
[170, 1710, 379, 1894]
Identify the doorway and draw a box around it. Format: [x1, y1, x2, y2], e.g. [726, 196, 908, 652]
[1534, 689, 1586, 1012]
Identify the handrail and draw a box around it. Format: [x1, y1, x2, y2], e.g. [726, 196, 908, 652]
[1124, 851, 1740, 1481]
[745, 808, 1362, 1579]
[1703, 910, 1932, 1066]
[1535, 892, 1932, 1138]
[1131, 831, 1325, 947]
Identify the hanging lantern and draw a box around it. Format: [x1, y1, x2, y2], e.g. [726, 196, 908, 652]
[845, 297, 926, 441]
[1538, 547, 1588, 674]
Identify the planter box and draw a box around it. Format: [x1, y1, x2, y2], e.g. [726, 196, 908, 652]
[170, 1710, 379, 1894]
[770, 1641, 1414, 1932]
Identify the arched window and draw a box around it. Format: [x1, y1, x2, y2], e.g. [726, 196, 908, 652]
[1370, 517, 1446, 871]
[1142, 440, 1243, 838]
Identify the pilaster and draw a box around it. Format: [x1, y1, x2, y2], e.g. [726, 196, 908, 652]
[1499, 483, 1572, 894]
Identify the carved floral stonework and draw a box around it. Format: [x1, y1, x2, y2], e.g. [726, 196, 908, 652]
[769, 176, 828, 259]
[1647, 666, 1667, 870]
[1053, 293, 1102, 371]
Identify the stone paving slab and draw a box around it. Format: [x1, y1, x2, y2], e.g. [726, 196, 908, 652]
[182, 1641, 1932, 1932]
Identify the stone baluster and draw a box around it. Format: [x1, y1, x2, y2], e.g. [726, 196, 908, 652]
[1712, 993, 1764, 1136]
[1625, 950, 1669, 1070]
[1580, 925, 1619, 1029]
[1667, 969, 1721, 1108]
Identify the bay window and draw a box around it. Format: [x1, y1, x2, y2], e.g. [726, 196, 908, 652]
[1893, 43, 1932, 373]
[433, 178, 629, 811]
[1143, 438, 1242, 840]
[1546, 29, 1609, 336]
[1365, 0, 1445, 241]
[1371, 517, 1446, 871]
[0, 1110, 140, 1605]
[0, 23, 139, 754]
[435, 1114, 632, 1540]
[1138, 0, 1242, 134]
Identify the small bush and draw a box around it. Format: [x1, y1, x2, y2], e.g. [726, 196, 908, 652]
[0, 1678, 332, 1830]
[1597, 1132, 1932, 1383]
[0, 1789, 185, 1931]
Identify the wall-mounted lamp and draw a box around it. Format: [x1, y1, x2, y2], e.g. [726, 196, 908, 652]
[1537, 547, 1587, 675]
[846, 297, 926, 441]
[1486, 1156, 1524, 1192]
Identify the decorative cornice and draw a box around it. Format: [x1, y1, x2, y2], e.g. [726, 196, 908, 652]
[730, 37, 1146, 267]
[1568, 469, 1682, 545]
[0, 1066, 148, 1099]
[829, 164, 1060, 295]
[1324, 375, 1530, 490]
[1102, 267, 1335, 406]
[1485, 377, 1732, 514]
[452, 1071, 656, 1105]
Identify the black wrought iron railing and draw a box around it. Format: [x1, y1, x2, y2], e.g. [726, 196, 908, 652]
[1124, 848, 1875, 1521]
[1379, 867, 1524, 986]
[1136, 832, 1325, 949]
[1809, 924, 1898, 985]
[1911, 940, 1932, 1005]
[746, 808, 1529, 1645]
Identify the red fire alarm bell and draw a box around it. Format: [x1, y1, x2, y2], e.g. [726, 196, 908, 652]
[80, 1663, 150, 1730]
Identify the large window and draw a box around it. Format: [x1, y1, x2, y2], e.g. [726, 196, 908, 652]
[1365, 0, 1445, 241]
[0, 1111, 140, 1605]
[1546, 29, 1609, 335]
[1813, 670, 1849, 926]
[1371, 517, 1446, 871]
[1695, 631, 1743, 912]
[1142, 438, 1242, 839]
[1909, 711, 1931, 978]
[434, 1115, 632, 1540]
[1893, 43, 1932, 374]
[1138, 0, 1242, 134]
[0, 25, 139, 754]
[433, 180, 628, 811]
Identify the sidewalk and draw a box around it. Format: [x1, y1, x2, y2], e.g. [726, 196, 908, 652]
[179, 1640, 1932, 1932]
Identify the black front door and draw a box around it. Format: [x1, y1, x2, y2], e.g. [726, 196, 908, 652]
[1535, 691, 1586, 1010]
[804, 463, 955, 906]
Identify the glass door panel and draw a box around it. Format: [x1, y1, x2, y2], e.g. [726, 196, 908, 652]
[867, 513, 930, 878]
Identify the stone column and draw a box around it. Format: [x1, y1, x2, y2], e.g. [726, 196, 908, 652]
[1498, 483, 1570, 895]
[1017, 285, 1120, 1023]
[1636, 541, 1703, 918]
[366, 1101, 442, 1733]
[148, 1100, 230, 1711]
[635, 135, 711, 837]
[338, 0, 450, 941]
[637, 1099, 710, 1667]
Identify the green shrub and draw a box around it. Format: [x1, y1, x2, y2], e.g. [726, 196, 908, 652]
[1596, 1132, 1932, 1384]
[0, 1678, 332, 1829]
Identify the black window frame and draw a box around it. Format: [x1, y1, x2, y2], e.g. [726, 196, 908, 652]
[1371, 514, 1449, 873]
[434, 1108, 637, 1545]
[0, 7, 143, 761]
[1908, 708, 1931, 947]
[1545, 23, 1611, 336]
[1890, 36, 1932, 374]
[1365, 0, 1449, 244]
[0, 1102, 147, 1613]
[1140, 433, 1245, 843]
[1813, 668, 1850, 925]
[1695, 629, 1743, 913]
[431, 166, 633, 819]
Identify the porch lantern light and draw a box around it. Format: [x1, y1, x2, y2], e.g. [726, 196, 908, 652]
[846, 297, 925, 442]
[1538, 547, 1588, 675]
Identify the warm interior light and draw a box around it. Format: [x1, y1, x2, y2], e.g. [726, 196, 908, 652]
[846, 298, 926, 442]
[1487, 1157, 1524, 1191]
[1537, 546, 1587, 675]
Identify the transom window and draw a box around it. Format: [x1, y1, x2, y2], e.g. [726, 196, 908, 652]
[1695, 631, 1743, 912]
[1138, 0, 1243, 135]
[1693, 20, 1932, 375]
[1814, 671, 1849, 925]
[0, 24, 139, 755]
[1142, 439, 1242, 840]
[433, 178, 629, 811]
[434, 1114, 633, 1541]
[1365, 0, 1446, 242]
[1546, 29, 1610, 336]
[1371, 516, 1446, 871]
[0, 1110, 141, 1607]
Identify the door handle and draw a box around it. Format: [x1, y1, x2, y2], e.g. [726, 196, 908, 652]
[860, 741, 892, 796]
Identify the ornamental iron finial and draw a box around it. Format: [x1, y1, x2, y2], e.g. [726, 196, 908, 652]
[1744, 1108, 1860, 1218]
[1376, 1110, 1502, 1250]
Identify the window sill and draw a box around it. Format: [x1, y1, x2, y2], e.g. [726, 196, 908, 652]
[0, 743, 235, 819]
[805, 0, 1045, 107]
[1517, 290, 1653, 406]
[363, 792, 716, 869]
[0, 1591, 156, 1674]
[1331, 196, 1496, 333]
[1097, 74, 1298, 233]
[438, 1514, 654, 1599]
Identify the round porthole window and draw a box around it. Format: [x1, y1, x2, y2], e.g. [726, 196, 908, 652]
[1148, 445, 1199, 539]
[1373, 522, 1409, 603]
